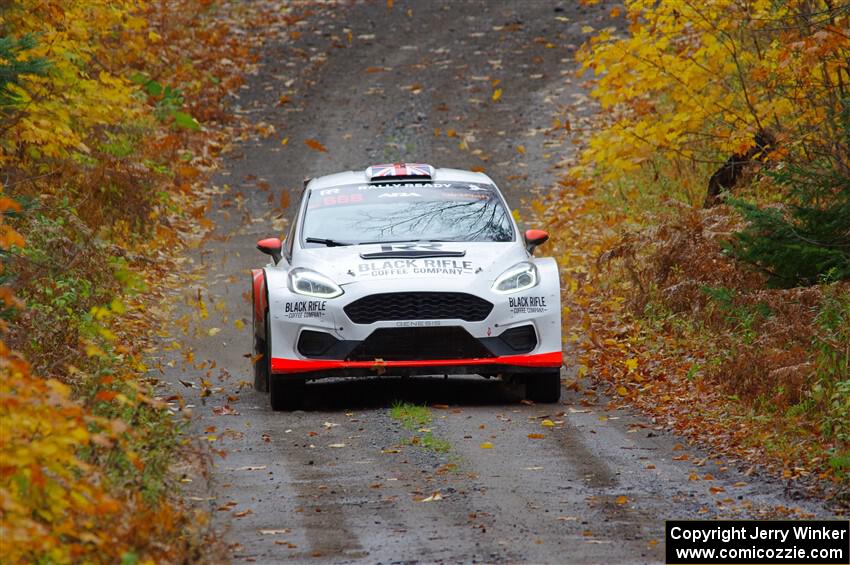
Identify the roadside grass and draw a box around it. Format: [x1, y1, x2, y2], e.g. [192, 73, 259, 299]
[390, 401, 452, 453]
[390, 401, 432, 430]
[410, 433, 452, 453]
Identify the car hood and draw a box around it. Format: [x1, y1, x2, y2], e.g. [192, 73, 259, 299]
[292, 242, 528, 285]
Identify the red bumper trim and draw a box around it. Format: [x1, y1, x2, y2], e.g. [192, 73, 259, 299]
[270, 351, 563, 374]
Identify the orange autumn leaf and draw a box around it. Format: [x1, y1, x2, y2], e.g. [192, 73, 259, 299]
[94, 390, 118, 402]
[304, 139, 328, 152]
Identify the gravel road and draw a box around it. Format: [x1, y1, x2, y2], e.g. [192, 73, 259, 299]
[156, 1, 837, 563]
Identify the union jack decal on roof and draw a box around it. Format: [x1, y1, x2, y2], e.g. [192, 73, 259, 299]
[365, 163, 434, 180]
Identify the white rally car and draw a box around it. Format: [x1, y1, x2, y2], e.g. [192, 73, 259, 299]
[251, 163, 562, 410]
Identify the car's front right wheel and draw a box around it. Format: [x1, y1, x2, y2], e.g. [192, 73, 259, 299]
[524, 370, 561, 403]
[270, 376, 305, 411]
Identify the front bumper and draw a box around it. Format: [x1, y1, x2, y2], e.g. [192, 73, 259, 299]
[270, 351, 563, 378]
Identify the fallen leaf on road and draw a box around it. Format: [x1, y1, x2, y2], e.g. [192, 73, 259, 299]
[480, 442, 494, 449]
[323, 421, 338, 428]
[615, 495, 628, 505]
[709, 486, 726, 494]
[259, 529, 290, 535]
[213, 405, 239, 416]
[275, 541, 297, 548]
[541, 419, 555, 427]
[235, 465, 267, 471]
[304, 139, 327, 152]
[419, 492, 443, 502]
[208, 327, 221, 336]
[328, 443, 346, 448]
[732, 481, 748, 487]
[234, 509, 253, 518]
[524, 466, 544, 470]
[557, 516, 578, 521]
[527, 433, 545, 439]
[492, 88, 502, 102]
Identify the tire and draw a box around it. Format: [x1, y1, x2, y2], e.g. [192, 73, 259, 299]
[524, 370, 561, 403]
[253, 309, 269, 392]
[270, 376, 305, 411]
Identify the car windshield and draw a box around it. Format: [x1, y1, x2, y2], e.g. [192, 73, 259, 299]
[301, 181, 515, 247]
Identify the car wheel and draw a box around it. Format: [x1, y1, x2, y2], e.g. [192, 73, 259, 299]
[524, 370, 561, 403]
[253, 310, 270, 392]
[270, 376, 305, 411]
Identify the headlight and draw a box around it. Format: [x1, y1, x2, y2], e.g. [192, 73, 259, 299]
[288, 268, 343, 298]
[492, 262, 538, 294]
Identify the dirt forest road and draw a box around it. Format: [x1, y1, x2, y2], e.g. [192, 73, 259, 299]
[157, 1, 837, 563]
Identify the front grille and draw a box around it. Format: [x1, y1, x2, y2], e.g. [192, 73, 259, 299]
[344, 292, 493, 324]
[346, 327, 493, 361]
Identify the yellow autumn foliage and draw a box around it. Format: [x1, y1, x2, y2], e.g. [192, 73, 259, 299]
[0, 346, 125, 562]
[0, 0, 149, 163]
[577, 0, 850, 180]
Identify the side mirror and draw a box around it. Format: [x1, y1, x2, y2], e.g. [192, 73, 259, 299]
[524, 229, 549, 254]
[257, 238, 282, 264]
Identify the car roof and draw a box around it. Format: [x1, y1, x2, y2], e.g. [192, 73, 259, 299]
[306, 166, 497, 192]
